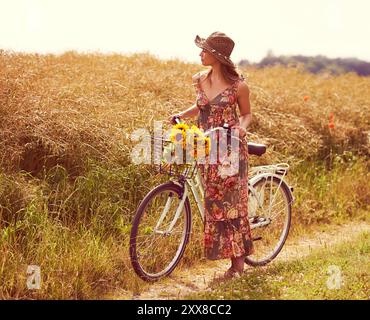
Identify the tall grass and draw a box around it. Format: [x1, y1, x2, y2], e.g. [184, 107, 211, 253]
[290, 156, 370, 225]
[0, 50, 369, 298]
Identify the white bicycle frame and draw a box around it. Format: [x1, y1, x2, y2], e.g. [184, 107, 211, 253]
[153, 168, 204, 235]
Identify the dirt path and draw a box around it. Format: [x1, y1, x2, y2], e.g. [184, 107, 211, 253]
[112, 221, 370, 300]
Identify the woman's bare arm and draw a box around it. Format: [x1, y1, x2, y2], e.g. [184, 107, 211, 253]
[178, 103, 199, 119]
[234, 82, 252, 137]
[167, 104, 199, 123]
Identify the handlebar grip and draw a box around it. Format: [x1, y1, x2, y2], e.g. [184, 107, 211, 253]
[223, 123, 231, 138]
[171, 115, 181, 125]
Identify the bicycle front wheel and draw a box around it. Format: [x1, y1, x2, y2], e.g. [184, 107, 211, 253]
[245, 175, 292, 267]
[130, 182, 191, 281]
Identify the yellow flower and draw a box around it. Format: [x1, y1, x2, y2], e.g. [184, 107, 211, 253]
[191, 125, 204, 139]
[204, 137, 211, 155]
[195, 137, 211, 155]
[168, 123, 209, 162]
[170, 128, 185, 144]
[173, 123, 189, 132]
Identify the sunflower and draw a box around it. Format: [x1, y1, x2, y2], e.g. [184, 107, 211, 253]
[204, 137, 211, 155]
[170, 128, 186, 144]
[190, 136, 211, 161]
[196, 136, 211, 156]
[190, 125, 204, 139]
[170, 123, 190, 144]
[173, 123, 190, 132]
[168, 123, 209, 162]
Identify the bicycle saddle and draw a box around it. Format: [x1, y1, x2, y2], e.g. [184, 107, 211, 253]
[247, 143, 267, 156]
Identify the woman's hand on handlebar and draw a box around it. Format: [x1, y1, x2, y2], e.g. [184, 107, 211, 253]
[167, 114, 182, 125]
[232, 125, 247, 139]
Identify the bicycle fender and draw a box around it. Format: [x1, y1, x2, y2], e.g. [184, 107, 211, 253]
[249, 173, 294, 203]
[248, 172, 281, 185]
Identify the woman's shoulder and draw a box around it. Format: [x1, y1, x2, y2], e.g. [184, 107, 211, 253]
[234, 72, 247, 84]
[236, 74, 250, 96]
[192, 70, 210, 85]
[236, 73, 248, 86]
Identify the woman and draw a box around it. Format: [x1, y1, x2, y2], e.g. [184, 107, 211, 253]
[168, 31, 253, 279]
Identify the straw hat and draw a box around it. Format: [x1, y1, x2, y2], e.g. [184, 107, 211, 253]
[194, 31, 236, 68]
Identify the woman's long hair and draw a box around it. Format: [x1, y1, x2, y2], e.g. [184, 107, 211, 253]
[205, 64, 244, 84]
[221, 64, 244, 83]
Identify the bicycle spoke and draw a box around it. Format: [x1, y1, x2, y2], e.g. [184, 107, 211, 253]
[269, 203, 288, 220]
[246, 176, 292, 266]
[131, 185, 190, 279]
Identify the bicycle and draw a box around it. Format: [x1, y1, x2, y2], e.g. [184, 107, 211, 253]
[129, 116, 294, 282]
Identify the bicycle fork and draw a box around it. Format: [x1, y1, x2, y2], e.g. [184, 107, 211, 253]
[154, 182, 189, 236]
[154, 167, 206, 235]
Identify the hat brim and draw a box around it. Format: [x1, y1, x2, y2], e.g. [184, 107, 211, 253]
[194, 35, 235, 68]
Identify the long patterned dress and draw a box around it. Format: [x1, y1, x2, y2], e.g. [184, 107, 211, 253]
[193, 70, 254, 260]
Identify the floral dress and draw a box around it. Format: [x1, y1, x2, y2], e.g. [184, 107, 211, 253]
[193, 70, 254, 260]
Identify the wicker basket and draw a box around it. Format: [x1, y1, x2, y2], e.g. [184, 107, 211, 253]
[151, 135, 198, 179]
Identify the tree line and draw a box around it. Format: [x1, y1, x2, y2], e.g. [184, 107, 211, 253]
[238, 53, 370, 76]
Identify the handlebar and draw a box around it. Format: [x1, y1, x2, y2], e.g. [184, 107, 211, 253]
[171, 115, 182, 125]
[171, 115, 230, 132]
[171, 115, 242, 141]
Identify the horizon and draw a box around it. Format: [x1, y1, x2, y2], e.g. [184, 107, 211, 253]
[1, 0, 369, 64]
[2, 48, 369, 66]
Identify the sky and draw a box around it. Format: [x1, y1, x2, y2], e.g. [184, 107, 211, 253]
[0, 0, 369, 63]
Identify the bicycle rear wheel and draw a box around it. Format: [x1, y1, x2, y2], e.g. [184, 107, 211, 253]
[245, 175, 292, 266]
[130, 182, 191, 281]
